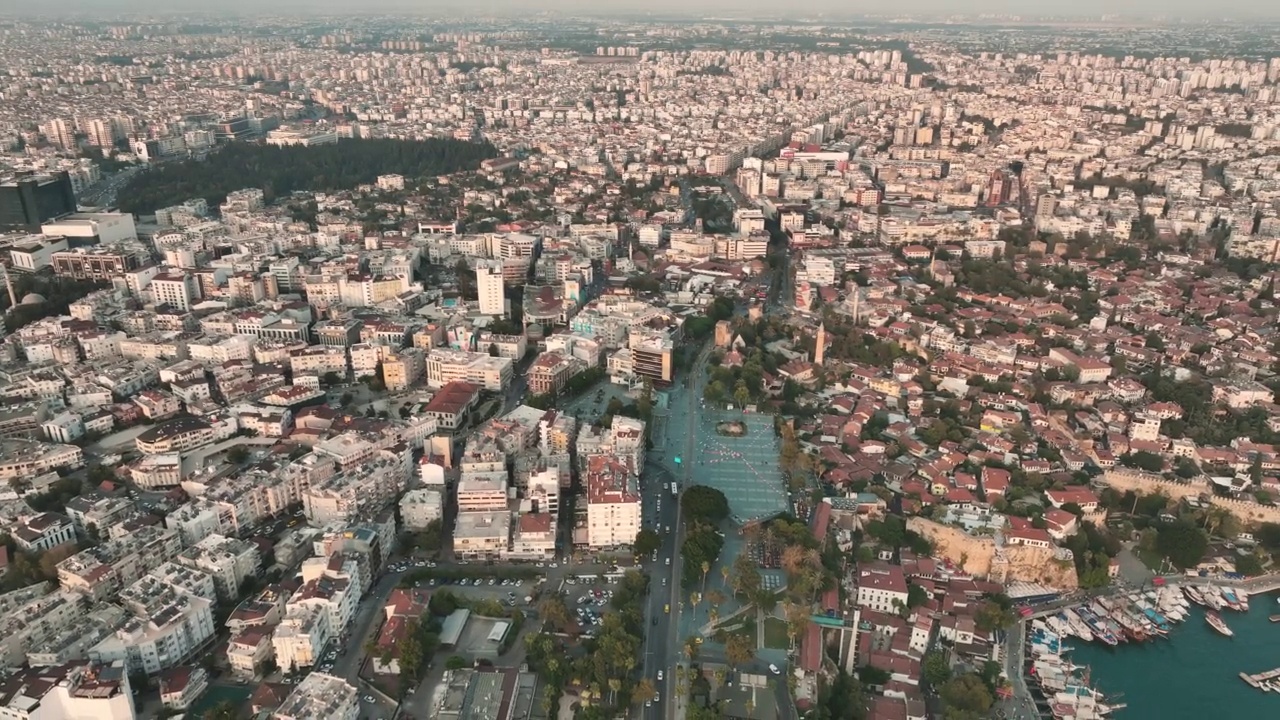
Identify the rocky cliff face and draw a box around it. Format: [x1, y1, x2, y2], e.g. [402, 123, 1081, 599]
[908, 517, 1079, 590]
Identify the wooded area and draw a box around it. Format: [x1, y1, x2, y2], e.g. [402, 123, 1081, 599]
[117, 137, 498, 214]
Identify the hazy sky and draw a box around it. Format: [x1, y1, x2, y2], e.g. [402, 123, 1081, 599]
[10, 0, 1280, 20]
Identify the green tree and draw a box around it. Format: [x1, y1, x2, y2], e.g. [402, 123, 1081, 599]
[923, 651, 952, 687]
[724, 632, 756, 666]
[940, 673, 994, 719]
[117, 138, 498, 214]
[634, 528, 662, 558]
[1155, 520, 1209, 569]
[682, 486, 730, 524]
[202, 700, 243, 720]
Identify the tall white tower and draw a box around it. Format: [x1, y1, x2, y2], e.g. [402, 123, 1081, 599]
[475, 260, 505, 316]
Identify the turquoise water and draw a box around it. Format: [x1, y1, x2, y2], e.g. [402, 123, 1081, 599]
[1070, 593, 1280, 719]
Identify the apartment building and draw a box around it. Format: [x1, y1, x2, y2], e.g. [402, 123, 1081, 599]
[174, 534, 261, 602]
[425, 348, 512, 391]
[12, 512, 77, 553]
[583, 455, 640, 549]
[476, 259, 506, 316]
[454, 511, 511, 560]
[273, 672, 359, 720]
[272, 604, 332, 673]
[0, 661, 136, 720]
[399, 488, 444, 530]
[90, 576, 216, 675]
[0, 439, 83, 481]
[855, 563, 910, 614]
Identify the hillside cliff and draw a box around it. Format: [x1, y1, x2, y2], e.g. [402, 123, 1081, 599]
[908, 517, 1079, 590]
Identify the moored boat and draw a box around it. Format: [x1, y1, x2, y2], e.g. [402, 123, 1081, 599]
[1206, 610, 1234, 637]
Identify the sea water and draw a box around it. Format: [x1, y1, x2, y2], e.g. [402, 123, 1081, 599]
[1069, 593, 1280, 718]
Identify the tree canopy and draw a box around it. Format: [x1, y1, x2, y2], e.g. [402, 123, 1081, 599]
[682, 486, 729, 525]
[118, 137, 497, 214]
[1155, 520, 1209, 570]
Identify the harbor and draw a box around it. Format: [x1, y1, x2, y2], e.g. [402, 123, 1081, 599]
[1015, 582, 1280, 717]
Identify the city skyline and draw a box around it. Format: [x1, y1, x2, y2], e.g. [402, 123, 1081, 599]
[9, 0, 1280, 21]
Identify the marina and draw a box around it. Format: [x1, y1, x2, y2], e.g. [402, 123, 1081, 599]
[1068, 587, 1280, 717]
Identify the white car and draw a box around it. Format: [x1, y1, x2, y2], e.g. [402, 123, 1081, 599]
[363, 694, 376, 702]
[769, 663, 781, 675]
[658, 670, 664, 681]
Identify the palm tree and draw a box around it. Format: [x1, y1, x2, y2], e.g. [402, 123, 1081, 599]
[608, 678, 622, 705]
[712, 668, 727, 695]
[709, 606, 720, 627]
[701, 560, 711, 594]
[634, 678, 657, 706]
[746, 697, 756, 719]
[684, 636, 700, 663]
[721, 564, 731, 589]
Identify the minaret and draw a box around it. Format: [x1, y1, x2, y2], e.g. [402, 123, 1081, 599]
[929, 247, 939, 280]
[814, 322, 826, 366]
[851, 288, 861, 326]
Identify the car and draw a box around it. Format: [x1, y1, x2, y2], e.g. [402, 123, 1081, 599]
[550, 563, 559, 569]
[769, 664, 780, 675]
[665, 558, 671, 566]
[535, 562, 545, 568]
[488, 578, 497, 586]
[429, 579, 437, 586]
[646, 699, 652, 708]
[654, 692, 660, 703]
[658, 670, 664, 681]
[363, 695, 376, 703]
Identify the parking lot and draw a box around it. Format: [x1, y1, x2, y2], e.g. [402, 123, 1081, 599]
[562, 380, 636, 425]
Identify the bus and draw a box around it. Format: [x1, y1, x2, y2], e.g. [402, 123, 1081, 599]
[670, 481, 678, 497]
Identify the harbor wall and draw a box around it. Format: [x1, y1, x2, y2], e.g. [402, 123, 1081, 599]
[1102, 469, 1280, 526]
[908, 517, 1079, 589]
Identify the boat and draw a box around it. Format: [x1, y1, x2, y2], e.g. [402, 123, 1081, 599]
[1221, 588, 1247, 612]
[1062, 609, 1095, 643]
[1076, 606, 1120, 646]
[1206, 610, 1234, 637]
[1183, 585, 1206, 606]
[1270, 614, 1280, 623]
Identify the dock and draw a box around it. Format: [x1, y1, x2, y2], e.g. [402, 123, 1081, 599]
[1241, 668, 1280, 691]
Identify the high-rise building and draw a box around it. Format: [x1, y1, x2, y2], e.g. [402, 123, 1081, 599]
[88, 118, 117, 148]
[40, 119, 75, 150]
[476, 259, 505, 316]
[151, 272, 199, 311]
[0, 172, 77, 232]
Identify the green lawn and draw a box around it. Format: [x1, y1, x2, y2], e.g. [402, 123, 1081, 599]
[762, 617, 790, 650]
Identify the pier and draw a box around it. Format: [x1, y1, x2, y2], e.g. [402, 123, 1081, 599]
[1240, 667, 1280, 691]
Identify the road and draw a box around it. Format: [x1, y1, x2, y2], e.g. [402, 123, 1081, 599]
[633, 339, 717, 720]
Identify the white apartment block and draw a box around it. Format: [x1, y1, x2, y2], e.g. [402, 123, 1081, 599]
[425, 348, 513, 392]
[272, 604, 332, 673]
[12, 512, 77, 553]
[0, 662, 136, 720]
[476, 259, 506, 316]
[174, 534, 261, 602]
[583, 455, 640, 549]
[90, 576, 216, 675]
[454, 511, 511, 559]
[855, 564, 910, 614]
[274, 672, 359, 720]
[399, 488, 444, 530]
